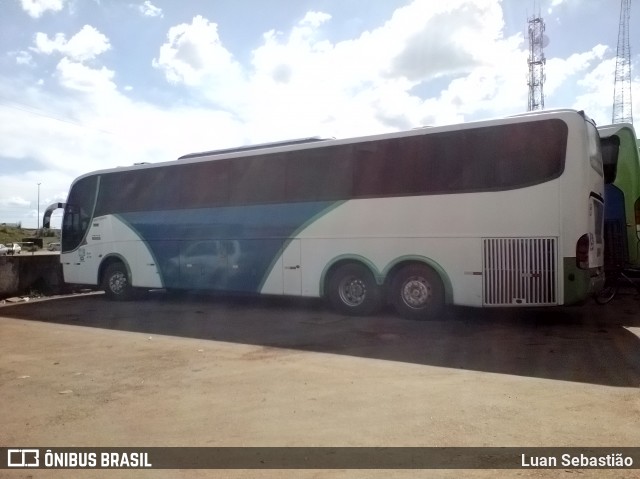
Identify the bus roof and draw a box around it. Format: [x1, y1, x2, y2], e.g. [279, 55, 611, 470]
[598, 122, 637, 138]
[71, 108, 589, 182]
[177, 137, 332, 160]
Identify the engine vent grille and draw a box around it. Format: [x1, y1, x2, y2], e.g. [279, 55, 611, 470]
[483, 237, 558, 306]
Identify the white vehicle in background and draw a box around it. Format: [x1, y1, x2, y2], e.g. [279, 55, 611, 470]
[7, 243, 21, 255]
[0, 244, 8, 255]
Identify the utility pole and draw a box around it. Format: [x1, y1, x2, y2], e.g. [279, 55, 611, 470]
[37, 182, 41, 233]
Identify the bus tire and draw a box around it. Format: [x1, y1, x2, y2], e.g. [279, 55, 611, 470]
[102, 262, 134, 301]
[391, 264, 444, 320]
[327, 263, 382, 316]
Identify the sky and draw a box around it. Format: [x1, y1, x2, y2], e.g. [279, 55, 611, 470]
[0, 0, 638, 229]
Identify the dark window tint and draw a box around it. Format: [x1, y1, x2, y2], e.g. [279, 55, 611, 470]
[180, 161, 229, 208]
[353, 140, 406, 197]
[354, 119, 567, 197]
[62, 176, 97, 252]
[229, 154, 286, 204]
[95, 166, 181, 215]
[89, 118, 568, 215]
[286, 145, 353, 201]
[601, 135, 620, 184]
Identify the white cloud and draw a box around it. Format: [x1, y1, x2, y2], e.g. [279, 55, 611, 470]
[570, 57, 640, 127]
[153, 15, 240, 85]
[548, 0, 566, 14]
[33, 32, 65, 54]
[19, 0, 66, 18]
[384, 0, 509, 81]
[56, 57, 117, 92]
[30, 26, 114, 94]
[150, 0, 519, 136]
[0, 196, 30, 208]
[10, 50, 35, 66]
[33, 25, 111, 62]
[299, 11, 331, 28]
[545, 44, 608, 95]
[242, 0, 524, 137]
[139, 1, 163, 18]
[152, 15, 246, 108]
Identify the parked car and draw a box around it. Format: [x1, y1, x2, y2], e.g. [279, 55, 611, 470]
[0, 244, 8, 255]
[6, 243, 21, 255]
[48, 242, 61, 251]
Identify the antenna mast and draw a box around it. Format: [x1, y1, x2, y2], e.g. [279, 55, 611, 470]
[612, 0, 633, 124]
[527, 10, 547, 111]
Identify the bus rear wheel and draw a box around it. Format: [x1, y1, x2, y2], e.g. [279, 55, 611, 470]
[391, 264, 444, 320]
[102, 262, 134, 301]
[328, 263, 382, 316]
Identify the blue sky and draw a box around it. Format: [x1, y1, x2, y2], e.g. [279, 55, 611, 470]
[0, 0, 638, 228]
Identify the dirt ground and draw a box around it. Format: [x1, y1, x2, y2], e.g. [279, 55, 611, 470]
[0, 290, 639, 479]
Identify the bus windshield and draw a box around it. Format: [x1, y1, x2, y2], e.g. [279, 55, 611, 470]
[61, 176, 98, 252]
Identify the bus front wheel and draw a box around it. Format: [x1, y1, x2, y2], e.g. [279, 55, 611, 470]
[327, 263, 382, 316]
[391, 264, 444, 320]
[102, 262, 134, 301]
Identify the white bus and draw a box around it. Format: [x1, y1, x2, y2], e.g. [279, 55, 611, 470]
[61, 109, 604, 319]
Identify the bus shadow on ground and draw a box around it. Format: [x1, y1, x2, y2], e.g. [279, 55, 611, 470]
[2, 291, 639, 388]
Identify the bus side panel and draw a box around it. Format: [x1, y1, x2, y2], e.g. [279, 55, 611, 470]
[63, 215, 164, 288]
[61, 217, 106, 286]
[281, 186, 561, 307]
[300, 237, 483, 306]
[559, 117, 605, 303]
[117, 202, 336, 294]
[618, 128, 640, 265]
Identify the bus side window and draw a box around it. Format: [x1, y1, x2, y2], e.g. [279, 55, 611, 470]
[353, 140, 405, 197]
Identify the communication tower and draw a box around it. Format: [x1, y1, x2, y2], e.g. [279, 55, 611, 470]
[612, 0, 633, 124]
[527, 12, 547, 111]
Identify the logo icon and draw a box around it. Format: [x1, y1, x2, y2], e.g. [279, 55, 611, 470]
[8, 449, 39, 468]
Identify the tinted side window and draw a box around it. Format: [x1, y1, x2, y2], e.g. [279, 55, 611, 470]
[404, 132, 467, 194]
[409, 120, 567, 195]
[487, 119, 567, 189]
[601, 135, 620, 184]
[287, 145, 353, 202]
[95, 167, 181, 215]
[229, 154, 286, 205]
[353, 139, 406, 197]
[180, 160, 230, 208]
[91, 119, 568, 215]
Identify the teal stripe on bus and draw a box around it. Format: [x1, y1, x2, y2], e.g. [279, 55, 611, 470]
[120, 201, 338, 292]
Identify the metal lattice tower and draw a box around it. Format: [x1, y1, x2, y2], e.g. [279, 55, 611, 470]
[612, 0, 633, 124]
[527, 13, 546, 111]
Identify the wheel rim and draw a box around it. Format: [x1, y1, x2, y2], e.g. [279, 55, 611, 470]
[401, 275, 432, 309]
[108, 271, 128, 295]
[338, 275, 367, 307]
